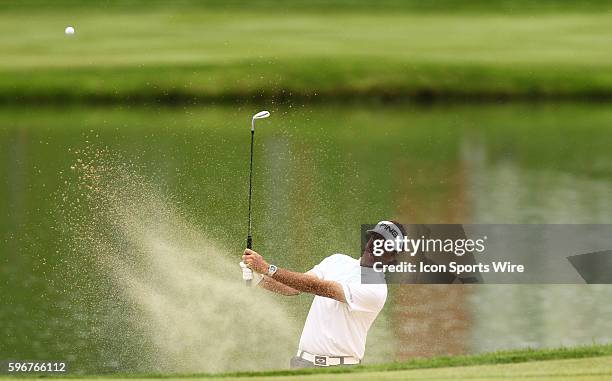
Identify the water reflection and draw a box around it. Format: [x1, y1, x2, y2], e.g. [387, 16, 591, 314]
[1, 103, 611, 371]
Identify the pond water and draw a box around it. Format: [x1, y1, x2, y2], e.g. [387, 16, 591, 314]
[1, 103, 611, 373]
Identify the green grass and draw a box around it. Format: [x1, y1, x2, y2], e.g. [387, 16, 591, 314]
[3, 2, 612, 103]
[188, 356, 612, 381]
[3, 345, 612, 380]
[5, 0, 612, 13]
[150, 344, 612, 378]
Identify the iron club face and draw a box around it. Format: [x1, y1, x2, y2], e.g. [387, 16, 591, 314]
[253, 110, 270, 120]
[251, 110, 270, 131]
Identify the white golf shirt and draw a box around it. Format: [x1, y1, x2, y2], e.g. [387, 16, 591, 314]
[298, 254, 387, 360]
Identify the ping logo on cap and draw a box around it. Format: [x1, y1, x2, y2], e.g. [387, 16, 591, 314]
[367, 221, 405, 256]
[380, 223, 400, 237]
[368, 221, 404, 241]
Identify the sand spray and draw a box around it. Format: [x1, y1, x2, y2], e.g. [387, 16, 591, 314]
[59, 148, 299, 373]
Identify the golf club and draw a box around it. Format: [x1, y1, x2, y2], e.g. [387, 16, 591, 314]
[245, 110, 270, 286]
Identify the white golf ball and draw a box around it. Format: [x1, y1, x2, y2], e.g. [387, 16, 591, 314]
[65, 26, 75, 35]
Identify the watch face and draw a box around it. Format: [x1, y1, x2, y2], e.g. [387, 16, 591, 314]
[269, 265, 277, 276]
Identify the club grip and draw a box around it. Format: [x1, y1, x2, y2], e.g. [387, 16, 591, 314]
[245, 235, 253, 287]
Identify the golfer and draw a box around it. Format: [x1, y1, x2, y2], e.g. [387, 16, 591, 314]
[240, 220, 405, 368]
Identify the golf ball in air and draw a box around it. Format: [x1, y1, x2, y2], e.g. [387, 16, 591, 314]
[65, 26, 75, 35]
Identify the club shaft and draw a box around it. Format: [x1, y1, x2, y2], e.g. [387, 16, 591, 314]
[245, 129, 254, 287]
[247, 129, 254, 245]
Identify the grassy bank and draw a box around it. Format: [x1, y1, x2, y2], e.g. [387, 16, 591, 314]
[2, 345, 611, 379]
[3, 2, 612, 104]
[166, 356, 612, 381]
[159, 344, 612, 378]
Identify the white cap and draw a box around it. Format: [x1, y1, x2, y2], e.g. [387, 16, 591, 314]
[366, 220, 405, 243]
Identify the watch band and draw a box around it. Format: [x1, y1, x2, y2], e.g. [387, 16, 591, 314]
[267, 264, 278, 277]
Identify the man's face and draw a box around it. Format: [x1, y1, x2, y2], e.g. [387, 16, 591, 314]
[364, 232, 397, 264]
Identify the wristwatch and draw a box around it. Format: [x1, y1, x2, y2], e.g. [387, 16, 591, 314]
[267, 264, 278, 277]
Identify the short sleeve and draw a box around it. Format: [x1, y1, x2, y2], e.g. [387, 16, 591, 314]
[341, 283, 387, 313]
[308, 254, 346, 279]
[308, 256, 331, 279]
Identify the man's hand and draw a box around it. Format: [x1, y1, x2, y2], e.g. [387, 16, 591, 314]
[239, 261, 263, 285]
[242, 248, 270, 274]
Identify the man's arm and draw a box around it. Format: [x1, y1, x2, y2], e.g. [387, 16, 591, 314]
[259, 275, 300, 296]
[272, 268, 346, 303]
[243, 249, 346, 303]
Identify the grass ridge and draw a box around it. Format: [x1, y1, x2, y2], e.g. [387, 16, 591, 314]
[24, 344, 612, 379]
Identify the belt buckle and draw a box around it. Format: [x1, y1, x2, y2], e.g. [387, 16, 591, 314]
[314, 355, 327, 366]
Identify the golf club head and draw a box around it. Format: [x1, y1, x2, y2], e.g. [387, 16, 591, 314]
[253, 110, 270, 120]
[251, 110, 270, 131]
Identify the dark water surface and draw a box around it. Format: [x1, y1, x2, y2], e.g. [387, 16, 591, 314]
[2, 103, 611, 372]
